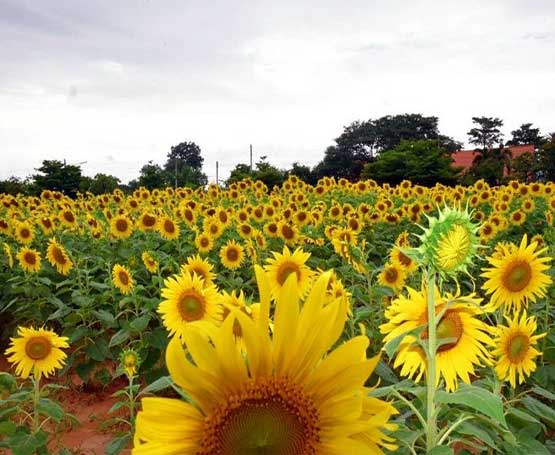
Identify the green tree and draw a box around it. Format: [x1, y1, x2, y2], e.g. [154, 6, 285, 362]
[467, 117, 504, 149]
[506, 123, 544, 147]
[227, 164, 255, 185]
[313, 146, 365, 181]
[80, 173, 121, 195]
[0, 177, 31, 196]
[165, 141, 207, 187]
[510, 152, 537, 182]
[130, 161, 167, 190]
[32, 160, 83, 197]
[361, 140, 461, 186]
[288, 162, 315, 184]
[537, 137, 555, 181]
[253, 156, 286, 189]
[467, 147, 513, 185]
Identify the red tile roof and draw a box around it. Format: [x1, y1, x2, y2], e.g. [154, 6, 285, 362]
[452, 144, 535, 170]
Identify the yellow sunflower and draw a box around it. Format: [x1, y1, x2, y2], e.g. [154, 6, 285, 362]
[194, 232, 214, 254]
[120, 348, 141, 378]
[133, 268, 397, 454]
[158, 271, 223, 340]
[158, 216, 180, 241]
[181, 254, 216, 286]
[14, 221, 35, 245]
[390, 247, 418, 275]
[17, 247, 41, 273]
[112, 264, 134, 295]
[493, 311, 545, 388]
[5, 326, 69, 379]
[264, 246, 313, 299]
[219, 240, 245, 270]
[141, 251, 159, 273]
[138, 212, 158, 231]
[378, 262, 407, 293]
[3, 242, 14, 268]
[380, 285, 493, 392]
[110, 214, 134, 239]
[46, 238, 73, 275]
[481, 234, 552, 313]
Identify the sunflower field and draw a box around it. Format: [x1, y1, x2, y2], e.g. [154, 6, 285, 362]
[1, 176, 555, 454]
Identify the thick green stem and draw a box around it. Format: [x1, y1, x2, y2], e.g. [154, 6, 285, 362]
[32, 373, 40, 433]
[129, 375, 135, 427]
[425, 269, 438, 451]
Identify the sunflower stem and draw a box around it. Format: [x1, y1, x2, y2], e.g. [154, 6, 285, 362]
[425, 268, 438, 451]
[32, 372, 40, 433]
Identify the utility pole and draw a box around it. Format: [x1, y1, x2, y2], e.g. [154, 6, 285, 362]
[250, 144, 253, 171]
[216, 161, 219, 185]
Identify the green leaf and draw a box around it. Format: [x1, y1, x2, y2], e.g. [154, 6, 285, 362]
[130, 314, 151, 332]
[0, 421, 16, 437]
[427, 446, 454, 455]
[109, 328, 130, 347]
[85, 338, 111, 362]
[37, 398, 65, 422]
[456, 421, 498, 451]
[92, 309, 116, 326]
[105, 433, 131, 455]
[108, 401, 128, 414]
[144, 327, 168, 350]
[531, 385, 555, 401]
[436, 384, 507, 428]
[383, 323, 425, 359]
[521, 396, 555, 427]
[9, 430, 47, 455]
[139, 376, 172, 396]
[67, 326, 89, 344]
[90, 281, 109, 291]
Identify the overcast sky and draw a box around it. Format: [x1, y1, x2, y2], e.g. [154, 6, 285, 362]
[1, 0, 555, 184]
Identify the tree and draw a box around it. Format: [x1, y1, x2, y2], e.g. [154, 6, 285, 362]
[537, 138, 555, 181]
[288, 162, 316, 184]
[467, 117, 504, 150]
[227, 164, 255, 185]
[80, 173, 121, 195]
[467, 146, 513, 185]
[165, 141, 207, 188]
[130, 161, 167, 190]
[361, 140, 461, 186]
[0, 177, 31, 196]
[510, 153, 537, 182]
[253, 156, 286, 189]
[506, 123, 544, 147]
[313, 146, 364, 181]
[32, 160, 83, 197]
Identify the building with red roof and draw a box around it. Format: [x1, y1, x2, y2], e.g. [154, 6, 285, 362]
[451, 144, 535, 175]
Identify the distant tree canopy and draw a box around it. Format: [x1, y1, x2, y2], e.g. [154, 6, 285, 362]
[32, 160, 83, 197]
[467, 117, 504, 150]
[80, 173, 121, 195]
[507, 123, 545, 147]
[164, 141, 207, 188]
[314, 113, 462, 181]
[361, 140, 461, 186]
[227, 157, 287, 189]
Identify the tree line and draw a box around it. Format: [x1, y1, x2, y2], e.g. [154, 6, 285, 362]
[2, 114, 554, 196]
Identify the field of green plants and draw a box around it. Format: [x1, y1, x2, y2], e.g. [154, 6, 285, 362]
[1, 176, 555, 454]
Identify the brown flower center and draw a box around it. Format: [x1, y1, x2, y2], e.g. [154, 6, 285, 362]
[502, 260, 532, 292]
[116, 219, 128, 232]
[226, 247, 239, 262]
[506, 332, 530, 363]
[178, 293, 205, 321]
[118, 271, 130, 286]
[25, 336, 52, 360]
[277, 262, 301, 286]
[24, 251, 36, 265]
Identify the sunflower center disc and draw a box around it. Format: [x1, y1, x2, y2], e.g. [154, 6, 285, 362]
[226, 248, 239, 262]
[179, 294, 205, 321]
[503, 260, 532, 292]
[25, 337, 52, 360]
[277, 263, 300, 285]
[119, 271, 129, 285]
[116, 219, 128, 232]
[508, 333, 530, 362]
[164, 220, 175, 233]
[199, 378, 319, 455]
[435, 310, 463, 352]
[24, 252, 36, 265]
[53, 247, 66, 265]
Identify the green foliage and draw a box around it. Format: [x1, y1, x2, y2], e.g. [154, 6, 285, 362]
[361, 140, 461, 185]
[467, 116, 504, 149]
[32, 160, 83, 197]
[80, 173, 121, 195]
[507, 123, 544, 147]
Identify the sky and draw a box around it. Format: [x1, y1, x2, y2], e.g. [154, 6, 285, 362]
[1, 0, 555, 184]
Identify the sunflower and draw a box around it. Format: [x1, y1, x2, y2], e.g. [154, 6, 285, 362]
[378, 262, 407, 293]
[120, 348, 141, 378]
[219, 240, 245, 270]
[390, 247, 418, 275]
[138, 212, 158, 231]
[5, 326, 69, 379]
[46, 238, 73, 275]
[110, 214, 134, 239]
[510, 210, 526, 226]
[141, 251, 159, 273]
[158, 271, 223, 340]
[133, 268, 397, 454]
[277, 221, 299, 245]
[17, 247, 41, 273]
[3, 242, 14, 268]
[493, 311, 545, 388]
[481, 235, 552, 313]
[112, 264, 134, 295]
[14, 221, 35, 245]
[264, 246, 313, 299]
[158, 216, 180, 241]
[0, 218, 10, 235]
[181, 254, 216, 286]
[194, 232, 214, 254]
[380, 285, 493, 392]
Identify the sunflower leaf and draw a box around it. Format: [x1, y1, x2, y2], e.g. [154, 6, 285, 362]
[436, 384, 507, 428]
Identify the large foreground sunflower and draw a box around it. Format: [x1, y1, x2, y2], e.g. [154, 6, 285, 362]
[481, 234, 552, 313]
[133, 268, 397, 454]
[380, 285, 493, 392]
[5, 326, 69, 379]
[493, 311, 545, 388]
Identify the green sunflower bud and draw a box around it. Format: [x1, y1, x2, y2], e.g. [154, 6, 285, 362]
[415, 205, 480, 278]
[119, 348, 141, 378]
